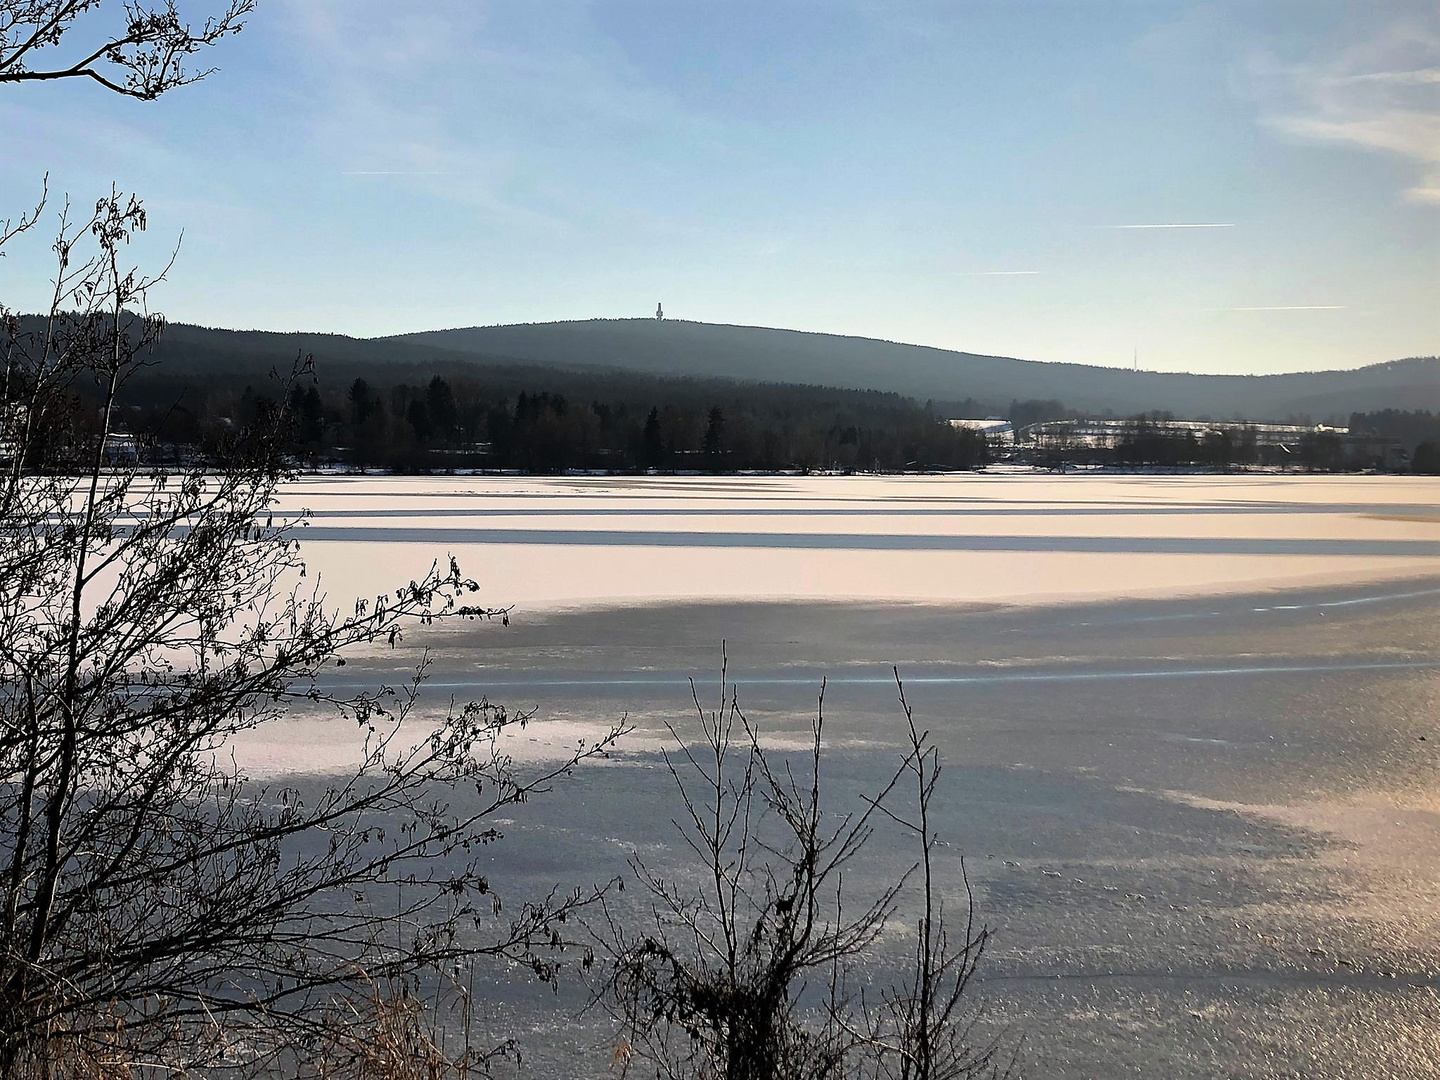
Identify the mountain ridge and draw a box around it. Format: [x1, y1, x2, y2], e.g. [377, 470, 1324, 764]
[102, 317, 1438, 423]
[384, 318, 1439, 422]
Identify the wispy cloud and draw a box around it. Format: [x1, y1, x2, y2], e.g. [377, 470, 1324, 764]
[1103, 223, 1235, 229]
[1227, 305, 1345, 312]
[965, 270, 1041, 276]
[279, 0, 717, 233]
[1340, 68, 1440, 87]
[1253, 23, 1440, 205]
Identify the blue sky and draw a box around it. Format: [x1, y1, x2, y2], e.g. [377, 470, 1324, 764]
[0, 0, 1436, 374]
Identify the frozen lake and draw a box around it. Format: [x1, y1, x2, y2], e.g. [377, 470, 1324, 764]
[279, 472, 1440, 610]
[259, 474, 1440, 1078]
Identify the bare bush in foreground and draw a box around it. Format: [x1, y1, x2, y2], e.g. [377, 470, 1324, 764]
[0, 192, 623, 1078]
[592, 658, 1013, 1080]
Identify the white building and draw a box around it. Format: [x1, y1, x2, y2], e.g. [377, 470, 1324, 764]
[947, 418, 1015, 446]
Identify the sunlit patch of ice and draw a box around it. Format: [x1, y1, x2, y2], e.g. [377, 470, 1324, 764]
[1151, 789, 1440, 945]
[269, 473, 1440, 613]
[225, 714, 635, 779]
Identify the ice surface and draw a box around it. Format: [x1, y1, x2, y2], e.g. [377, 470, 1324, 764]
[274, 473, 1440, 611]
[212, 475, 1440, 1077]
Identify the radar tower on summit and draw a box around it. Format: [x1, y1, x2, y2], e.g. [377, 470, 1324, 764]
[656, 302, 664, 321]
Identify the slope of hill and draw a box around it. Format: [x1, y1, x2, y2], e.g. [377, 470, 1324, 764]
[75, 318, 1439, 424]
[387, 319, 1439, 422]
[150, 323, 489, 377]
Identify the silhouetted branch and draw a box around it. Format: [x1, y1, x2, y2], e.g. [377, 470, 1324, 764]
[589, 656, 1013, 1080]
[0, 0, 255, 100]
[0, 191, 627, 1077]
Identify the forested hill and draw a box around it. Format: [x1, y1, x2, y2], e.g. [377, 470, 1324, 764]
[388, 319, 1439, 422]
[149, 322, 492, 377]
[85, 318, 1439, 424]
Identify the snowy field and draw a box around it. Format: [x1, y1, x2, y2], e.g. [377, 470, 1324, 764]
[277, 472, 1440, 611]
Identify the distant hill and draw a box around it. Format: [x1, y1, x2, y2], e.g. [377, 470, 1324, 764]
[149, 323, 489, 378]
[103, 318, 1440, 424]
[386, 319, 1440, 422]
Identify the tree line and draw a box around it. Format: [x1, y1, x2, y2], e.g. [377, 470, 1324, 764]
[1348, 410, 1440, 473]
[1020, 411, 1435, 472]
[111, 366, 992, 473]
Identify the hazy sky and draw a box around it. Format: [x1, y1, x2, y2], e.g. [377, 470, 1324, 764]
[0, 0, 1436, 374]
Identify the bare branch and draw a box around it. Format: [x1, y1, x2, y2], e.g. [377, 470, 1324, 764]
[0, 1, 256, 101]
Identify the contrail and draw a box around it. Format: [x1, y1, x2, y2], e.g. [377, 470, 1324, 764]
[1105, 223, 1235, 229]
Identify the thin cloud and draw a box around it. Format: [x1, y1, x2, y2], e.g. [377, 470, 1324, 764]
[965, 270, 1042, 275]
[1254, 24, 1440, 205]
[1227, 305, 1345, 311]
[284, 0, 720, 231]
[1103, 223, 1235, 229]
[1341, 68, 1440, 86]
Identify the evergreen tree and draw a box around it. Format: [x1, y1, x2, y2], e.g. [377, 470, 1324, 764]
[426, 375, 457, 444]
[348, 377, 374, 427]
[643, 406, 664, 468]
[299, 385, 324, 445]
[1413, 442, 1439, 474]
[703, 406, 725, 468]
[407, 399, 432, 443]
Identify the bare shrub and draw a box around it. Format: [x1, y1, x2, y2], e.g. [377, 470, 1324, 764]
[0, 192, 625, 1077]
[591, 656, 1014, 1080]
